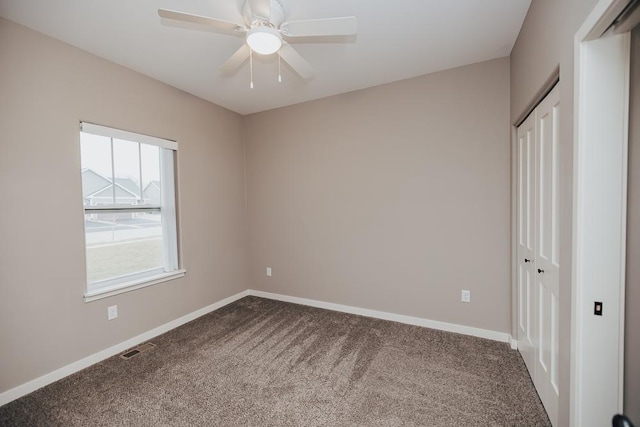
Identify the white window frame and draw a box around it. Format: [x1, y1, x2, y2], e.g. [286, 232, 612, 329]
[80, 122, 184, 302]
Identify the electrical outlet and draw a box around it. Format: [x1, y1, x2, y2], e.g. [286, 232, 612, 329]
[461, 290, 471, 303]
[266, 267, 272, 277]
[107, 305, 118, 320]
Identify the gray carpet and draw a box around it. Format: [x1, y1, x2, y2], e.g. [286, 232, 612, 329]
[0, 296, 551, 426]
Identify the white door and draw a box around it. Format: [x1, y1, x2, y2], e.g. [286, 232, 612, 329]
[516, 112, 536, 375]
[516, 85, 560, 426]
[533, 86, 560, 425]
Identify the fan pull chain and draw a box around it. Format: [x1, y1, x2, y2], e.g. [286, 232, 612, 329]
[249, 48, 254, 89]
[278, 54, 282, 83]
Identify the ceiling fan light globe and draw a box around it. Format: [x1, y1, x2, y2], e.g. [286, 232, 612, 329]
[247, 27, 282, 55]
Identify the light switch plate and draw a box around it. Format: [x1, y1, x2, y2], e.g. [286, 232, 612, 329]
[594, 301, 603, 316]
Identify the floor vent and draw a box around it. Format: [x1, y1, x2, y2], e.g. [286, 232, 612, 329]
[120, 342, 156, 360]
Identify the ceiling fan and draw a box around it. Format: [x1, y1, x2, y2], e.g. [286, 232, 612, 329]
[158, 0, 357, 81]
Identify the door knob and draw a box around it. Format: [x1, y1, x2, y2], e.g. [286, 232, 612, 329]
[524, 258, 531, 263]
[538, 268, 544, 274]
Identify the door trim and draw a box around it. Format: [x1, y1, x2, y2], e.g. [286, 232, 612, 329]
[572, 1, 630, 425]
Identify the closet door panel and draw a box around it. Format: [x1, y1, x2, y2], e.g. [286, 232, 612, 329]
[516, 113, 536, 375]
[534, 86, 560, 425]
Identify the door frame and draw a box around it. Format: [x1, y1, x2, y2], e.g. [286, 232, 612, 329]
[572, 0, 630, 425]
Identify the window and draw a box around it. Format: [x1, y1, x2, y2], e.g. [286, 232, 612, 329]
[80, 122, 182, 301]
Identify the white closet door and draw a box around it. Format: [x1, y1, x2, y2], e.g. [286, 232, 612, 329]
[516, 85, 560, 426]
[534, 85, 560, 426]
[517, 112, 536, 376]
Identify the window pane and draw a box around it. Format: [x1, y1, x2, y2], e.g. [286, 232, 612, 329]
[80, 134, 113, 206]
[112, 138, 141, 205]
[84, 211, 164, 284]
[80, 124, 179, 293]
[140, 143, 161, 206]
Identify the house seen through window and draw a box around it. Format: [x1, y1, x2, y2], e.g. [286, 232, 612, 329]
[80, 123, 180, 298]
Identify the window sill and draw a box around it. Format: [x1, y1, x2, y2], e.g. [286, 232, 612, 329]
[84, 270, 186, 303]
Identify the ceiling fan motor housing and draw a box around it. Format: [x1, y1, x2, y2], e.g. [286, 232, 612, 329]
[243, 0, 285, 28]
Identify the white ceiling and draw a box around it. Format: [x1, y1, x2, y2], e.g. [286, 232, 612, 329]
[0, 0, 530, 115]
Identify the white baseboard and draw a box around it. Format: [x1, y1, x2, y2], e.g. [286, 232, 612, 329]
[1, 288, 516, 407]
[0, 289, 250, 407]
[510, 337, 518, 350]
[248, 290, 512, 345]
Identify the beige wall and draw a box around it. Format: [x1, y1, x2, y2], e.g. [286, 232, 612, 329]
[510, 0, 603, 424]
[625, 25, 640, 423]
[244, 58, 512, 334]
[0, 18, 247, 393]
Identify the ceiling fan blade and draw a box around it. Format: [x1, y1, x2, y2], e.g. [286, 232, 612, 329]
[278, 43, 315, 80]
[280, 16, 357, 37]
[220, 44, 251, 75]
[158, 9, 245, 33]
